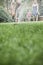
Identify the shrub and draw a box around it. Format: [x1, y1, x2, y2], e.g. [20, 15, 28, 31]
[0, 7, 13, 22]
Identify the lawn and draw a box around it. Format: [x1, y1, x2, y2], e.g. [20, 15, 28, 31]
[0, 23, 43, 65]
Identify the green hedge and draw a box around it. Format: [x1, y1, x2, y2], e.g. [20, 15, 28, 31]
[0, 23, 43, 65]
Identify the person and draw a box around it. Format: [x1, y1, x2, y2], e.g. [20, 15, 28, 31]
[15, 0, 22, 22]
[16, 0, 22, 10]
[32, 0, 39, 21]
[11, 2, 15, 20]
[26, 10, 32, 21]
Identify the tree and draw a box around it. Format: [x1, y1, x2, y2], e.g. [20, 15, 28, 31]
[0, 0, 4, 6]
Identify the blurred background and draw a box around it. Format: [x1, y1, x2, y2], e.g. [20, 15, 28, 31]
[0, 0, 43, 22]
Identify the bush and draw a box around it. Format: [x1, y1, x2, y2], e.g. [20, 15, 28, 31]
[0, 7, 13, 22]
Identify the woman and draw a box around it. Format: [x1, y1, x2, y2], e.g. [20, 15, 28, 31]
[11, 2, 15, 20]
[32, 0, 39, 21]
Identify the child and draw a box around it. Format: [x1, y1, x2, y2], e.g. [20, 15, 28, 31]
[32, 0, 39, 21]
[26, 10, 31, 21]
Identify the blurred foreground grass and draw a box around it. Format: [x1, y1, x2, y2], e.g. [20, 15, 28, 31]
[0, 23, 43, 65]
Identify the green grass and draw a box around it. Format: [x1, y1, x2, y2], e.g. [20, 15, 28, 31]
[0, 23, 43, 65]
